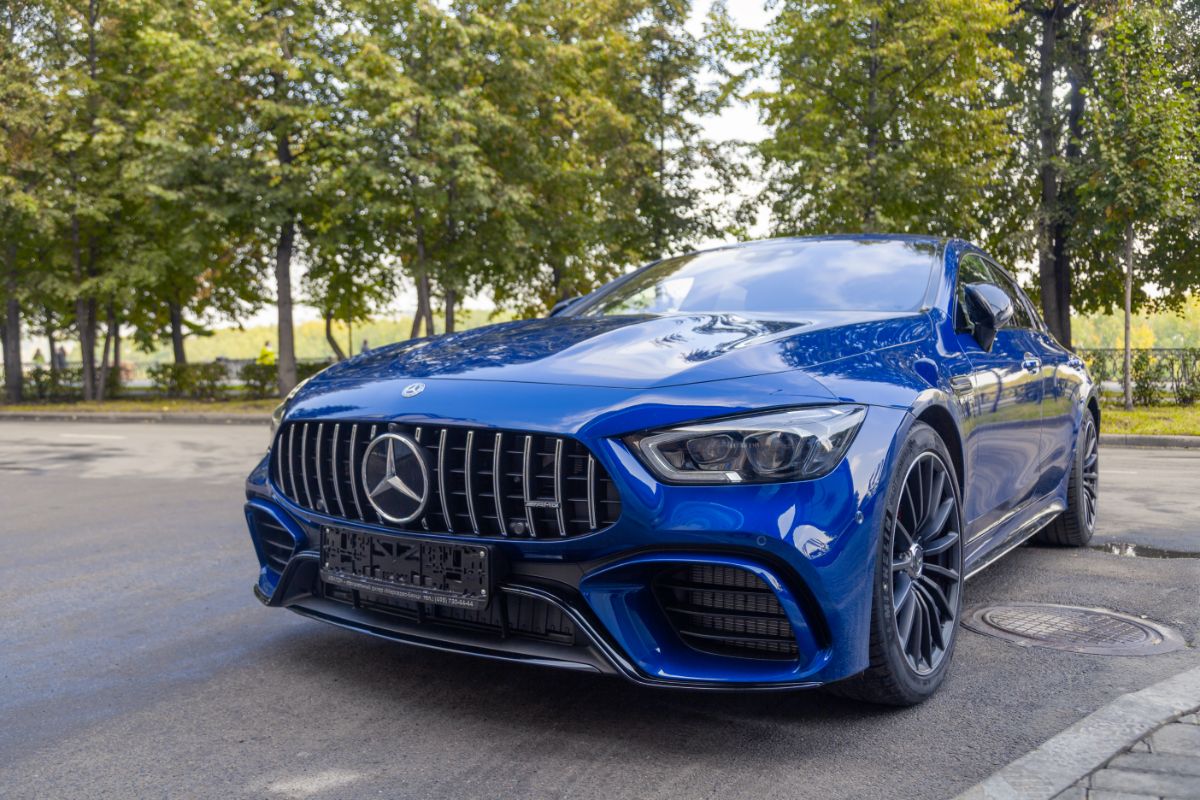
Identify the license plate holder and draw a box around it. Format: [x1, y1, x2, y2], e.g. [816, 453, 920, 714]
[319, 527, 493, 611]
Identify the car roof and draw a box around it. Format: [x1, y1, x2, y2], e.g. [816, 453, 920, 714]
[686, 233, 951, 258]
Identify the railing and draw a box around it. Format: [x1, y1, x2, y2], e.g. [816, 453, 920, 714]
[0, 358, 332, 401]
[1076, 348, 1200, 406]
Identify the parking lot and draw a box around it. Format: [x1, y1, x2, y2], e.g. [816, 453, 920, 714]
[2, 421, 1198, 800]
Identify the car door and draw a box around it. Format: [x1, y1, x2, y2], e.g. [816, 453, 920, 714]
[1022, 301, 1088, 495]
[954, 254, 1044, 539]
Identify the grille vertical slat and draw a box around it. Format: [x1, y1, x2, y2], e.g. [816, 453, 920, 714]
[586, 454, 598, 530]
[493, 432, 507, 536]
[438, 428, 454, 533]
[552, 438, 567, 537]
[464, 430, 479, 534]
[314, 423, 328, 513]
[522, 435, 537, 538]
[347, 423, 364, 521]
[300, 423, 314, 509]
[330, 423, 346, 518]
[273, 421, 619, 538]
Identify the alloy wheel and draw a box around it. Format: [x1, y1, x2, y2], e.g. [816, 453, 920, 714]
[1080, 417, 1099, 532]
[890, 452, 962, 676]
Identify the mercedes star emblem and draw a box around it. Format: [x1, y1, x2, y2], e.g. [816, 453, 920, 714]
[402, 382, 426, 398]
[360, 433, 430, 523]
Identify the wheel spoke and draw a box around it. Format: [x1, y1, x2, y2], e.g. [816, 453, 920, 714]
[924, 530, 959, 557]
[893, 574, 912, 611]
[918, 575, 954, 620]
[897, 589, 917, 642]
[919, 497, 954, 542]
[916, 585, 946, 651]
[894, 517, 914, 547]
[924, 562, 958, 581]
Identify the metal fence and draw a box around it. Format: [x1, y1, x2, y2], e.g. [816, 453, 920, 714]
[1, 358, 332, 401]
[1076, 348, 1200, 405]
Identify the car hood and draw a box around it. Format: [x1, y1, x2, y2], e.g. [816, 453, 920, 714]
[314, 311, 931, 390]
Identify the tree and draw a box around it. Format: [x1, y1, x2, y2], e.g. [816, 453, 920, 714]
[711, 0, 1018, 241]
[0, 1, 58, 402]
[212, 0, 350, 394]
[1079, 1, 1198, 409]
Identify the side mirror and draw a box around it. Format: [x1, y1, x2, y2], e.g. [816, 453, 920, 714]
[549, 296, 584, 317]
[962, 283, 1014, 352]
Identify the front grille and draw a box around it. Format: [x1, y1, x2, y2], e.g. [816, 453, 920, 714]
[250, 508, 297, 573]
[322, 583, 577, 646]
[655, 564, 799, 660]
[272, 421, 621, 538]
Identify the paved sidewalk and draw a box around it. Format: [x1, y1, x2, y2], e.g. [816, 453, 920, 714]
[957, 667, 1200, 800]
[1055, 709, 1200, 799]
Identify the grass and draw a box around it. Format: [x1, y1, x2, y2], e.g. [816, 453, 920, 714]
[1099, 404, 1200, 437]
[1, 398, 278, 415]
[3, 398, 1199, 436]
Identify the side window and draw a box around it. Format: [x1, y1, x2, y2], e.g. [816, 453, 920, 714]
[984, 262, 1034, 330]
[955, 254, 995, 331]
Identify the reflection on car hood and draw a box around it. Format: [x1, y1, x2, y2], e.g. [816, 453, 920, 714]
[315, 311, 931, 390]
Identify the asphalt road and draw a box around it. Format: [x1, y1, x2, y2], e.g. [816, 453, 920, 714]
[1, 421, 1198, 800]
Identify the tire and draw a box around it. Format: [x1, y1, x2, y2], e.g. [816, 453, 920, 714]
[832, 422, 965, 706]
[1033, 411, 1098, 547]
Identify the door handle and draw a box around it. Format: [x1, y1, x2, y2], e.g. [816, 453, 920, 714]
[1022, 354, 1041, 373]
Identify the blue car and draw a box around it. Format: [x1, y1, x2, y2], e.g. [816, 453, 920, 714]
[245, 235, 1100, 704]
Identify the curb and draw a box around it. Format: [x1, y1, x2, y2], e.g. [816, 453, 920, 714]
[0, 410, 267, 426]
[1100, 433, 1200, 449]
[954, 665, 1200, 800]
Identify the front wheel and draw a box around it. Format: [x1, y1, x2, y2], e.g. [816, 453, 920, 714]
[833, 422, 964, 706]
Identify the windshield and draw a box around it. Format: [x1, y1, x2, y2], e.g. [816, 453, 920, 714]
[575, 238, 939, 318]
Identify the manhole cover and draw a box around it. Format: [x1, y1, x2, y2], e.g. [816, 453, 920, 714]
[964, 603, 1185, 656]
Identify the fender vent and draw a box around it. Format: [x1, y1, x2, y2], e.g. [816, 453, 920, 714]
[655, 564, 799, 660]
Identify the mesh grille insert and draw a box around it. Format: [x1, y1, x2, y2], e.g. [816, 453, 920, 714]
[656, 564, 799, 660]
[251, 509, 296, 573]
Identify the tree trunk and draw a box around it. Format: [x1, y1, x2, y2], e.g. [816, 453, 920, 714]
[95, 304, 114, 402]
[1036, 5, 1064, 344]
[168, 300, 187, 364]
[47, 322, 57, 378]
[275, 217, 297, 396]
[324, 310, 347, 361]
[3, 297, 21, 404]
[111, 302, 121, 394]
[2, 245, 22, 403]
[1123, 223, 1134, 411]
[445, 288, 457, 333]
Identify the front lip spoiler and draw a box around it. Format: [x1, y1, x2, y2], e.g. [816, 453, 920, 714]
[257, 552, 823, 692]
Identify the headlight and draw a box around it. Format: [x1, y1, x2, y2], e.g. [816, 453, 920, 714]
[270, 375, 314, 438]
[625, 405, 866, 484]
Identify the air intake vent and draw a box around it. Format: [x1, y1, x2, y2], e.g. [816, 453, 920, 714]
[271, 421, 621, 538]
[655, 564, 799, 660]
[250, 509, 297, 573]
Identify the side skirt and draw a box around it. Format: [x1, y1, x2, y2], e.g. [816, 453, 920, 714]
[964, 500, 1066, 580]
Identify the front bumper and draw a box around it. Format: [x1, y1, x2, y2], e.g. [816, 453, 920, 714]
[244, 402, 909, 689]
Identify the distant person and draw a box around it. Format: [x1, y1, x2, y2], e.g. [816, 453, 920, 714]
[257, 341, 276, 366]
[55, 346, 67, 370]
[360, 339, 370, 355]
[31, 348, 45, 367]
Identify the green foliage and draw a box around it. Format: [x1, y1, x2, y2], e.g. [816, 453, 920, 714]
[25, 366, 84, 402]
[1130, 350, 1163, 406]
[1169, 348, 1200, 406]
[239, 363, 278, 400]
[147, 363, 229, 400]
[710, 0, 1018, 239]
